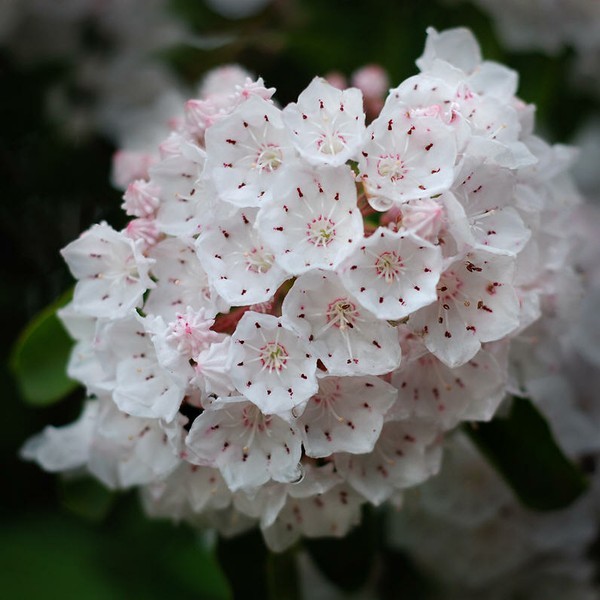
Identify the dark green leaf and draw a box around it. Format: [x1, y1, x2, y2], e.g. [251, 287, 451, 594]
[0, 517, 122, 600]
[465, 397, 588, 510]
[161, 535, 232, 600]
[10, 289, 77, 405]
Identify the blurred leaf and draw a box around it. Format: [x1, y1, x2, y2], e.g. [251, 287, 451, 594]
[10, 289, 76, 405]
[465, 397, 588, 510]
[304, 507, 378, 592]
[162, 534, 232, 600]
[0, 517, 122, 600]
[58, 477, 114, 522]
[95, 495, 233, 600]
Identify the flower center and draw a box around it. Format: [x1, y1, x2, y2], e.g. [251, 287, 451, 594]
[317, 132, 347, 155]
[313, 379, 342, 406]
[255, 144, 283, 173]
[377, 154, 408, 182]
[244, 246, 274, 274]
[241, 404, 272, 431]
[374, 251, 404, 283]
[306, 215, 336, 247]
[259, 341, 288, 372]
[326, 298, 360, 330]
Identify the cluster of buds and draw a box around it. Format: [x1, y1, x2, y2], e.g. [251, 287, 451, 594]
[23, 27, 582, 550]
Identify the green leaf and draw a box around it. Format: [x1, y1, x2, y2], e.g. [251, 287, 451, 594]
[465, 397, 588, 511]
[58, 477, 115, 522]
[0, 517, 123, 600]
[10, 289, 77, 405]
[162, 534, 232, 600]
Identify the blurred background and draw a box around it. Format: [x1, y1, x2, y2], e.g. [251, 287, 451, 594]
[2, 1, 599, 598]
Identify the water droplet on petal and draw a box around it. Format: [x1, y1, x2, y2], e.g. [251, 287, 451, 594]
[291, 463, 305, 484]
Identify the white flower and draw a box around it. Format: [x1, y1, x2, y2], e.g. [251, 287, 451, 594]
[261, 484, 363, 552]
[296, 375, 398, 457]
[339, 227, 443, 320]
[390, 346, 508, 429]
[334, 419, 442, 505]
[20, 400, 98, 472]
[228, 312, 319, 414]
[452, 159, 530, 255]
[358, 104, 457, 208]
[409, 250, 520, 367]
[144, 236, 225, 321]
[282, 77, 366, 167]
[25, 26, 586, 552]
[61, 222, 154, 319]
[96, 316, 187, 422]
[142, 463, 231, 521]
[282, 270, 402, 376]
[195, 207, 289, 305]
[186, 397, 302, 491]
[255, 164, 364, 274]
[205, 96, 297, 207]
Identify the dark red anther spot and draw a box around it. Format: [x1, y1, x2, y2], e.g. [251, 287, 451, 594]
[425, 143, 433, 151]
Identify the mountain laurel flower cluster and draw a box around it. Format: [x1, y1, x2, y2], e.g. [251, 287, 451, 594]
[22, 27, 583, 551]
